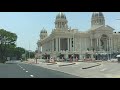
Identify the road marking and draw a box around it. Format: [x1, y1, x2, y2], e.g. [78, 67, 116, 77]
[30, 75, 34, 77]
[17, 64, 23, 69]
[26, 71, 28, 72]
[100, 68, 107, 71]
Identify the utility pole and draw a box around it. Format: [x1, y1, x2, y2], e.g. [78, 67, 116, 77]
[29, 41, 30, 59]
[25, 49, 27, 61]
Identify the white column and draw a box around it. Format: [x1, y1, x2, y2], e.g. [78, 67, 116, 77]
[70, 38, 71, 51]
[99, 38, 101, 50]
[51, 40, 53, 52]
[51, 40, 52, 52]
[91, 38, 92, 47]
[68, 38, 69, 51]
[107, 39, 109, 52]
[114, 38, 115, 52]
[52, 39, 54, 51]
[109, 38, 110, 49]
[111, 38, 113, 52]
[85, 38, 87, 50]
[56, 38, 58, 51]
[97, 38, 98, 47]
[44, 43, 45, 52]
[80, 38, 81, 52]
[98, 38, 100, 49]
[81, 38, 83, 51]
[107, 39, 109, 60]
[73, 36, 76, 51]
[50, 41, 51, 51]
[73, 37, 74, 52]
[59, 38, 60, 51]
[44, 43, 46, 52]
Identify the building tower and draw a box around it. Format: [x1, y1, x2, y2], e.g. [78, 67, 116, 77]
[55, 12, 68, 30]
[91, 12, 105, 28]
[40, 28, 48, 40]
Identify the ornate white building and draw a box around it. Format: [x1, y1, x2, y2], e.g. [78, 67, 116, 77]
[37, 12, 120, 60]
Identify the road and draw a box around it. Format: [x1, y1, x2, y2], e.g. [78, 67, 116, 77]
[0, 61, 79, 78]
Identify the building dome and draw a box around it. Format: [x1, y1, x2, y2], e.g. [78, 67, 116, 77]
[41, 30, 44, 33]
[56, 12, 66, 19]
[41, 28, 47, 33]
[91, 12, 105, 28]
[92, 12, 104, 18]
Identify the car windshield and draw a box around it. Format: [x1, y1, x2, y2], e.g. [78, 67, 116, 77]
[0, 12, 120, 78]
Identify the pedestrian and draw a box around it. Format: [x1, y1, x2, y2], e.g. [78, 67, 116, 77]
[50, 57, 53, 63]
[35, 58, 37, 64]
[76, 57, 78, 62]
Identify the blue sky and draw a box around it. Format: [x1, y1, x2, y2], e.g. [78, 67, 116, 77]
[0, 12, 120, 51]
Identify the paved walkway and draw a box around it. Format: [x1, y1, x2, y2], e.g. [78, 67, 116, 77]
[21, 59, 120, 78]
[22, 59, 104, 78]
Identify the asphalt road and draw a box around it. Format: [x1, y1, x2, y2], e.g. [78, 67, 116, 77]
[0, 61, 79, 78]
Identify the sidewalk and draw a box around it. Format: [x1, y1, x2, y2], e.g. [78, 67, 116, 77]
[22, 59, 103, 78]
[21, 59, 120, 78]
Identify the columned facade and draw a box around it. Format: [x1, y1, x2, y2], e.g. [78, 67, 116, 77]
[38, 12, 120, 60]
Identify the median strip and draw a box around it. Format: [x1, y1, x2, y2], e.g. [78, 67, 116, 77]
[59, 63, 76, 67]
[82, 63, 101, 69]
[47, 63, 57, 65]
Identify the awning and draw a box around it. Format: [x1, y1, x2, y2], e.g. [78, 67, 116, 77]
[116, 55, 120, 58]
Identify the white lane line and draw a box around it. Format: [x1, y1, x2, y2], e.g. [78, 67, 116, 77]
[100, 68, 107, 71]
[18, 64, 34, 77]
[30, 75, 34, 77]
[17, 64, 23, 69]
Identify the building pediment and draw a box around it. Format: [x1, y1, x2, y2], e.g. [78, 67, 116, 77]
[90, 25, 114, 31]
[89, 25, 115, 36]
[97, 25, 114, 31]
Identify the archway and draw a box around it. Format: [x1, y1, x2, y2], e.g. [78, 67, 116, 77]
[100, 34, 109, 51]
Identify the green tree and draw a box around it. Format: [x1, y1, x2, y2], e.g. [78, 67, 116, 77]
[0, 29, 17, 63]
[14, 47, 25, 60]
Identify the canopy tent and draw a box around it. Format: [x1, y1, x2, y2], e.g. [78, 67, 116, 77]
[116, 55, 120, 58]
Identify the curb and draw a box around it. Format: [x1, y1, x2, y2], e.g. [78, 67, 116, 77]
[59, 63, 76, 67]
[47, 63, 57, 65]
[82, 63, 101, 69]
